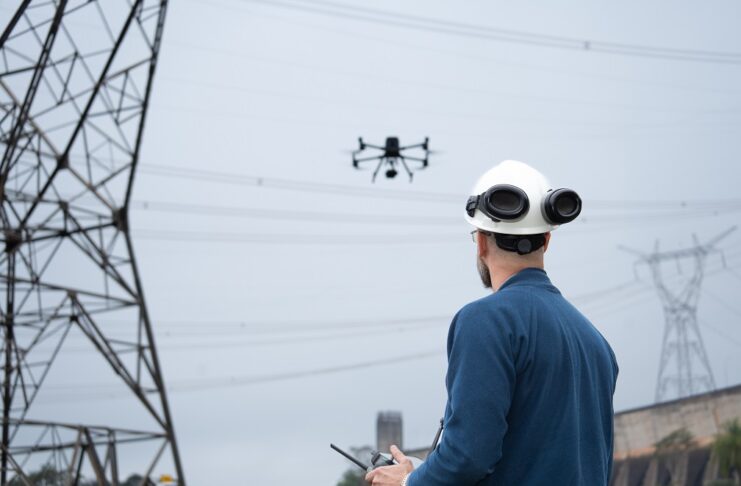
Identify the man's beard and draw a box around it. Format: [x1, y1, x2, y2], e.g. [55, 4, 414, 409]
[477, 255, 492, 288]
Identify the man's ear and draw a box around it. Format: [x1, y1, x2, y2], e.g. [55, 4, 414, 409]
[543, 232, 551, 253]
[476, 231, 490, 258]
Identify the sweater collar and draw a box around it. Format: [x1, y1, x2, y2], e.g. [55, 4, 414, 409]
[497, 267, 554, 292]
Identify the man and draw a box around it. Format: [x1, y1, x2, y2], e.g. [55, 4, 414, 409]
[365, 160, 618, 486]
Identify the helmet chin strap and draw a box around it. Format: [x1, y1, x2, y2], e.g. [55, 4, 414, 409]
[493, 233, 546, 255]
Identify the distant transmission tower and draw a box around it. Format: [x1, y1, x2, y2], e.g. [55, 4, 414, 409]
[1, 2, 184, 485]
[622, 227, 736, 403]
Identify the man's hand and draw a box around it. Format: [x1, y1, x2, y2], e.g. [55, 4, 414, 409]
[364, 445, 414, 485]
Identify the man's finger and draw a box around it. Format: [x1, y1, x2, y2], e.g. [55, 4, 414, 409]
[390, 445, 407, 463]
[364, 469, 376, 482]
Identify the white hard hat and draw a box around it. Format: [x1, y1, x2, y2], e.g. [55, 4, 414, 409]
[464, 160, 581, 235]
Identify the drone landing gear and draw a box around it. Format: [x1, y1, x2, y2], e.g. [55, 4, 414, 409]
[398, 157, 414, 182]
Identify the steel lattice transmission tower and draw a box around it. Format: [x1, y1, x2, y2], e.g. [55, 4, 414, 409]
[0, 1, 185, 485]
[623, 227, 736, 404]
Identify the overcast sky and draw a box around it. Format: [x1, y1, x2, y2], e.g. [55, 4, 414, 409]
[7, 0, 741, 484]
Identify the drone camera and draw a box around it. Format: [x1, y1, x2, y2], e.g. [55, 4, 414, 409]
[386, 169, 398, 179]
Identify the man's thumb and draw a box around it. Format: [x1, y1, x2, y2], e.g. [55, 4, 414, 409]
[390, 445, 407, 463]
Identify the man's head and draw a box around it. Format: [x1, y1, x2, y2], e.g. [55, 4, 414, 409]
[465, 160, 580, 289]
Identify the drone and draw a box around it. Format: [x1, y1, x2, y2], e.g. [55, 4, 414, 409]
[351, 136, 431, 182]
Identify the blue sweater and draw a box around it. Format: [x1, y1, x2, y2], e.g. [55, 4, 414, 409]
[408, 268, 618, 486]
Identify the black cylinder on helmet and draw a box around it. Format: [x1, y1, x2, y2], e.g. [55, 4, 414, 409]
[466, 184, 530, 222]
[542, 188, 582, 225]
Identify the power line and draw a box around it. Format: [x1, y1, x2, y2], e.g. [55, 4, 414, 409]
[157, 73, 735, 120]
[149, 100, 741, 143]
[137, 162, 741, 209]
[49, 276, 673, 346]
[38, 261, 741, 401]
[34, 349, 445, 403]
[59, 256, 741, 341]
[170, 348, 437, 391]
[177, 1, 741, 95]
[294, 0, 741, 62]
[41, 261, 741, 356]
[588, 199, 741, 210]
[584, 257, 741, 343]
[133, 229, 463, 245]
[126, 198, 741, 231]
[571, 279, 648, 306]
[698, 319, 741, 348]
[579, 283, 656, 318]
[579, 253, 741, 319]
[32, 260, 741, 404]
[62, 314, 453, 337]
[44, 322, 448, 353]
[238, 0, 741, 65]
[701, 287, 741, 320]
[129, 199, 461, 226]
[139, 163, 460, 203]
[131, 225, 741, 246]
[725, 267, 741, 283]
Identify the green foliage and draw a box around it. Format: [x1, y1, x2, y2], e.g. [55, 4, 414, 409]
[121, 474, 156, 486]
[336, 445, 372, 486]
[336, 468, 365, 486]
[7, 465, 154, 486]
[7, 464, 74, 486]
[654, 427, 696, 454]
[713, 419, 741, 481]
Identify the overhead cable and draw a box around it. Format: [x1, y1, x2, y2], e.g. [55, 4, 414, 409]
[180, 0, 741, 94]
[133, 229, 462, 245]
[139, 163, 459, 203]
[139, 163, 741, 209]
[240, 0, 741, 65]
[35, 349, 444, 402]
[127, 198, 741, 230]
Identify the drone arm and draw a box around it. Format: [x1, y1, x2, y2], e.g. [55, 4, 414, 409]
[353, 155, 384, 163]
[399, 143, 425, 150]
[357, 137, 385, 151]
[400, 137, 430, 151]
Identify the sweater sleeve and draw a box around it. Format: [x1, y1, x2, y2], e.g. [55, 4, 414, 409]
[407, 306, 516, 485]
